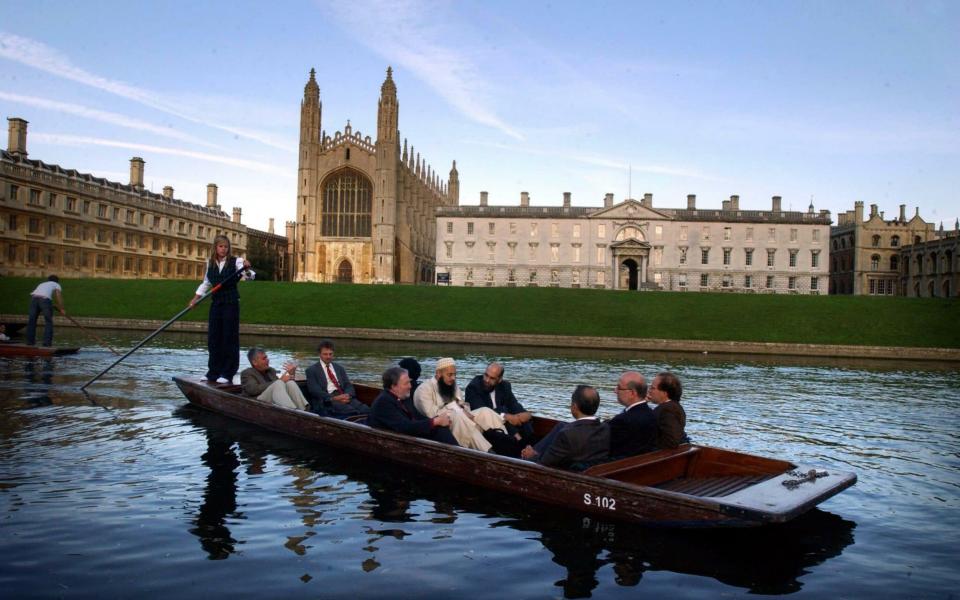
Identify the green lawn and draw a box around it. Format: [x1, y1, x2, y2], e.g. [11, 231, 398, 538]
[2, 277, 957, 348]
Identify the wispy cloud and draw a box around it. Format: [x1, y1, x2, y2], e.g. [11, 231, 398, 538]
[31, 133, 291, 177]
[323, 1, 524, 141]
[0, 91, 218, 148]
[0, 32, 294, 152]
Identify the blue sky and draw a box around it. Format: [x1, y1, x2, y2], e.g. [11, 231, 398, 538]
[1, 0, 957, 231]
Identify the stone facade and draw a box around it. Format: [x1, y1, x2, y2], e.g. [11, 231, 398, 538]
[0, 118, 248, 280]
[246, 218, 290, 281]
[290, 68, 458, 284]
[830, 202, 934, 295]
[898, 223, 959, 297]
[436, 192, 831, 294]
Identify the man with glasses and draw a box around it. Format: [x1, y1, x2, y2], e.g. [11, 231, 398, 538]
[609, 371, 657, 459]
[465, 362, 534, 445]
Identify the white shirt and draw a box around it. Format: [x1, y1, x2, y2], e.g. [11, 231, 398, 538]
[320, 361, 339, 394]
[30, 281, 62, 299]
[195, 257, 254, 296]
[489, 389, 497, 409]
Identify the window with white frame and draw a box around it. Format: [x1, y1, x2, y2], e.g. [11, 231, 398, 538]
[790, 228, 798, 242]
[679, 246, 687, 265]
[723, 248, 731, 265]
[573, 224, 581, 238]
[655, 225, 663, 240]
[767, 249, 776, 267]
[724, 227, 732, 241]
[700, 273, 709, 287]
[701, 248, 709, 264]
[789, 250, 798, 267]
[597, 224, 606, 238]
[680, 226, 688, 241]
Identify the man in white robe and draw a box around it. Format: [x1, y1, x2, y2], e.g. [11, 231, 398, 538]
[413, 357, 506, 452]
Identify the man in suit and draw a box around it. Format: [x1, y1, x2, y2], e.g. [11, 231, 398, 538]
[522, 385, 610, 471]
[239, 347, 309, 410]
[368, 366, 458, 445]
[647, 372, 687, 449]
[465, 362, 534, 445]
[608, 371, 657, 459]
[305, 339, 369, 417]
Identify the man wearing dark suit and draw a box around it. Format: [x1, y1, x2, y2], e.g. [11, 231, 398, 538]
[368, 366, 458, 445]
[609, 371, 657, 459]
[647, 372, 687, 449]
[305, 339, 369, 417]
[465, 362, 534, 444]
[524, 385, 609, 471]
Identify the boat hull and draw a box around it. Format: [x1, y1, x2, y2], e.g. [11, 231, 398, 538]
[0, 343, 79, 357]
[173, 376, 855, 527]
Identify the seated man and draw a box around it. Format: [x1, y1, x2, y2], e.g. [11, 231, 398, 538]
[465, 362, 534, 445]
[239, 347, 309, 411]
[647, 372, 687, 449]
[368, 366, 458, 446]
[305, 339, 370, 418]
[609, 371, 657, 459]
[522, 385, 610, 471]
[414, 358, 515, 454]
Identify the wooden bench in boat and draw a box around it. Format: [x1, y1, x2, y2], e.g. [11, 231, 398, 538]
[586, 445, 795, 498]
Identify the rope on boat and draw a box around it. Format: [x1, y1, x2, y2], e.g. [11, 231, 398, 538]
[781, 469, 829, 489]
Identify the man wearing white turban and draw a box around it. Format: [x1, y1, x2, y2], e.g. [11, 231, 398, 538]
[413, 358, 509, 453]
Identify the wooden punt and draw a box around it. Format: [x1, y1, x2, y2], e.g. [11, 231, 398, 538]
[0, 343, 80, 357]
[173, 376, 857, 528]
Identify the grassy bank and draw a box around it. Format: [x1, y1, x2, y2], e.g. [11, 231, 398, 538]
[1, 277, 957, 348]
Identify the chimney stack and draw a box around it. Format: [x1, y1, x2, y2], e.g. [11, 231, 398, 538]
[563, 192, 571, 208]
[687, 194, 696, 210]
[520, 191, 529, 207]
[854, 200, 864, 222]
[480, 191, 488, 207]
[162, 186, 174, 199]
[899, 204, 906, 222]
[642, 192, 653, 208]
[7, 117, 28, 156]
[722, 200, 731, 211]
[206, 184, 219, 209]
[604, 193, 614, 208]
[730, 194, 740, 210]
[772, 195, 782, 213]
[129, 157, 145, 189]
[268, 217, 275, 234]
[232, 207, 241, 224]
[870, 203, 878, 218]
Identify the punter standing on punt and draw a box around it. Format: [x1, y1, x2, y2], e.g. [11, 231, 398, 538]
[189, 235, 253, 384]
[26, 274, 65, 346]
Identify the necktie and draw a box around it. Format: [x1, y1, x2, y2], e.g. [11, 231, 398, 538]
[326, 364, 344, 394]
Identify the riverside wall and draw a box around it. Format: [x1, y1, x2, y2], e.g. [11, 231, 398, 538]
[3, 314, 958, 362]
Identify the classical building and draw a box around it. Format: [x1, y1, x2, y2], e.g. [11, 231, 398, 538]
[290, 67, 458, 284]
[436, 192, 831, 294]
[898, 221, 959, 297]
[1, 117, 248, 280]
[829, 202, 934, 295]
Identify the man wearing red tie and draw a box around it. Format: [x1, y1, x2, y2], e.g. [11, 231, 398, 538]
[305, 339, 370, 418]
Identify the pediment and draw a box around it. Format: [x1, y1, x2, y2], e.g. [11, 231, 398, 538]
[609, 238, 651, 249]
[589, 199, 671, 220]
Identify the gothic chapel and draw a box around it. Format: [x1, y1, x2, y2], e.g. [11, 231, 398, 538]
[291, 67, 459, 284]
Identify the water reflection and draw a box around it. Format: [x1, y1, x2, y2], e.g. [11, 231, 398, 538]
[190, 427, 241, 560]
[23, 358, 55, 407]
[179, 407, 856, 595]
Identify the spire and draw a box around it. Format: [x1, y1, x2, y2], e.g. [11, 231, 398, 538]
[380, 65, 397, 96]
[402, 139, 408, 162]
[450, 159, 458, 176]
[304, 68, 319, 96]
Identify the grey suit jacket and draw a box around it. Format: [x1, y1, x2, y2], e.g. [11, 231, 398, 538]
[539, 418, 610, 470]
[240, 366, 278, 397]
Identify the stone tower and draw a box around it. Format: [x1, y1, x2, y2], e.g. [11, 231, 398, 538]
[296, 68, 322, 280]
[372, 67, 399, 283]
[448, 160, 459, 206]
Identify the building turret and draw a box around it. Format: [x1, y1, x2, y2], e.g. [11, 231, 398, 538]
[129, 157, 145, 190]
[373, 66, 400, 283]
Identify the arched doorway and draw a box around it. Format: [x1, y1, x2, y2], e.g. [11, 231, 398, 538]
[928, 281, 935, 297]
[942, 280, 951, 298]
[621, 259, 639, 290]
[336, 259, 353, 283]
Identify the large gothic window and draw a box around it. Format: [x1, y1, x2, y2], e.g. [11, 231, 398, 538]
[321, 169, 372, 237]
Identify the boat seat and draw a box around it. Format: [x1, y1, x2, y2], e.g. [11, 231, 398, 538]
[345, 414, 368, 425]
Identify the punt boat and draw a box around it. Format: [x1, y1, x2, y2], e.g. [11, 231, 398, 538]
[0, 343, 80, 357]
[173, 376, 856, 528]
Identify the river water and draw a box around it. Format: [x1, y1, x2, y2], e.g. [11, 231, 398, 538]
[1, 330, 958, 598]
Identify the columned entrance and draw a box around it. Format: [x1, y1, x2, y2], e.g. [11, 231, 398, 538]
[609, 239, 651, 291]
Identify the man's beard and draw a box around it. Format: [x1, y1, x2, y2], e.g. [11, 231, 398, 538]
[437, 377, 456, 402]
